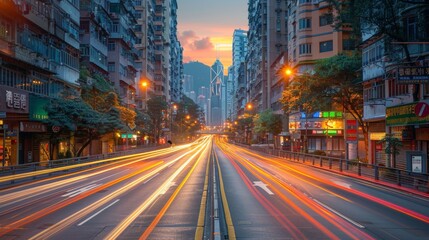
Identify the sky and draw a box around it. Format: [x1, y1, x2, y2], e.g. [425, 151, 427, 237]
[177, 0, 248, 72]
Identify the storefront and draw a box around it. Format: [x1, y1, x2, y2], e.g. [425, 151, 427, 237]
[0, 86, 29, 166]
[386, 101, 429, 171]
[289, 111, 345, 156]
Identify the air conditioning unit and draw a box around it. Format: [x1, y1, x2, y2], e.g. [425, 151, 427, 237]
[312, 0, 320, 4]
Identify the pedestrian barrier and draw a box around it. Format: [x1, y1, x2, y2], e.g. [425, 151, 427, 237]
[235, 143, 429, 194]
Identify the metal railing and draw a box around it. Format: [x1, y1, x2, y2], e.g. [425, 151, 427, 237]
[0, 144, 162, 178]
[238, 144, 429, 194]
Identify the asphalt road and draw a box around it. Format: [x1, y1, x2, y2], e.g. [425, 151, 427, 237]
[0, 135, 428, 240]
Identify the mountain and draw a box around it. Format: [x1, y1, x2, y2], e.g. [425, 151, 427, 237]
[184, 61, 211, 94]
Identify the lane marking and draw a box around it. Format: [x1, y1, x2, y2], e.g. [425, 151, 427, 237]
[77, 199, 120, 226]
[62, 184, 101, 198]
[214, 149, 236, 240]
[143, 173, 160, 184]
[253, 181, 274, 195]
[313, 199, 365, 229]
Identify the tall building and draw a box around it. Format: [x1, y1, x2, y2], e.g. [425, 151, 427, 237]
[169, 0, 183, 103]
[231, 29, 248, 119]
[107, 0, 139, 108]
[80, 0, 111, 81]
[135, 0, 156, 110]
[226, 66, 234, 120]
[267, 0, 288, 114]
[247, 0, 267, 112]
[210, 59, 224, 126]
[0, 0, 80, 165]
[284, 0, 354, 154]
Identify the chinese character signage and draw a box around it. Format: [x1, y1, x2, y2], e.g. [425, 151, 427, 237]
[397, 66, 429, 84]
[0, 86, 29, 114]
[386, 101, 429, 126]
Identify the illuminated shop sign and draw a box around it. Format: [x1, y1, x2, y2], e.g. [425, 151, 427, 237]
[0, 86, 29, 114]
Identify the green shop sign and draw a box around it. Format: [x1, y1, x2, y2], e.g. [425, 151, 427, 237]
[29, 95, 49, 121]
[386, 101, 429, 126]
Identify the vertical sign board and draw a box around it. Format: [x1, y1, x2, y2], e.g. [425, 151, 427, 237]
[406, 151, 427, 174]
[412, 155, 422, 173]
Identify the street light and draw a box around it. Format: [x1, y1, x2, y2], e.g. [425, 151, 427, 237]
[141, 80, 148, 110]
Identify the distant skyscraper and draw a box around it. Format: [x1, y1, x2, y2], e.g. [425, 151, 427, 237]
[209, 60, 224, 126]
[231, 29, 248, 119]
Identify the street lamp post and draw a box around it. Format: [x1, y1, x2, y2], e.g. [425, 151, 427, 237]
[142, 81, 148, 110]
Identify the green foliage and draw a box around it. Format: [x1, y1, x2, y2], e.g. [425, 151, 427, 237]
[378, 133, 403, 167]
[135, 110, 153, 135]
[173, 96, 203, 141]
[253, 110, 283, 136]
[43, 97, 124, 156]
[327, 0, 429, 61]
[146, 96, 168, 142]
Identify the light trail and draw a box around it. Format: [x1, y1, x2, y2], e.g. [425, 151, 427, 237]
[216, 139, 374, 240]
[27, 139, 212, 240]
[104, 137, 212, 240]
[139, 138, 212, 239]
[0, 146, 184, 206]
[0, 144, 189, 184]
[226, 141, 429, 225]
[0, 161, 163, 238]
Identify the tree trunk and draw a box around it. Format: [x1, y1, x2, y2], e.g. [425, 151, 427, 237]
[77, 137, 92, 157]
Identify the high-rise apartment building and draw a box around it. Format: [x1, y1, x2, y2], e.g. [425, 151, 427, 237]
[107, 0, 139, 107]
[0, 0, 80, 165]
[135, 0, 156, 110]
[247, 0, 267, 112]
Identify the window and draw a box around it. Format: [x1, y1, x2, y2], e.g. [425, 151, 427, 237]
[299, 18, 311, 29]
[364, 81, 385, 101]
[0, 19, 12, 41]
[108, 41, 115, 51]
[320, 40, 333, 52]
[388, 79, 408, 97]
[299, 43, 312, 55]
[404, 15, 417, 41]
[320, 14, 333, 26]
[343, 39, 355, 50]
[108, 62, 115, 72]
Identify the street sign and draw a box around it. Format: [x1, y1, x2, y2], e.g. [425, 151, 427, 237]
[415, 102, 429, 118]
[52, 126, 60, 133]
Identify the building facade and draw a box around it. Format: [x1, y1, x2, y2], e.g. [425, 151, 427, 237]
[0, 0, 80, 165]
[362, 4, 429, 172]
[231, 29, 248, 119]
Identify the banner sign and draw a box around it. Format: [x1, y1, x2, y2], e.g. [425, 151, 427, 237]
[397, 66, 429, 84]
[386, 101, 429, 126]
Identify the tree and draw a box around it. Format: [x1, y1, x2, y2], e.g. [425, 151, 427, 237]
[44, 98, 124, 157]
[232, 115, 253, 144]
[378, 133, 403, 168]
[253, 110, 283, 148]
[173, 96, 202, 141]
[327, 0, 429, 100]
[146, 96, 168, 143]
[312, 53, 369, 159]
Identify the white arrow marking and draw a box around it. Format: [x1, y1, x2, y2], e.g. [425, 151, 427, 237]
[332, 180, 352, 189]
[253, 181, 274, 195]
[62, 184, 100, 198]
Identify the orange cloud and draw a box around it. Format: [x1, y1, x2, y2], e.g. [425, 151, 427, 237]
[179, 31, 235, 72]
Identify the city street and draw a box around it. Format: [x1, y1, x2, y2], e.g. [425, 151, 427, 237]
[0, 136, 428, 239]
